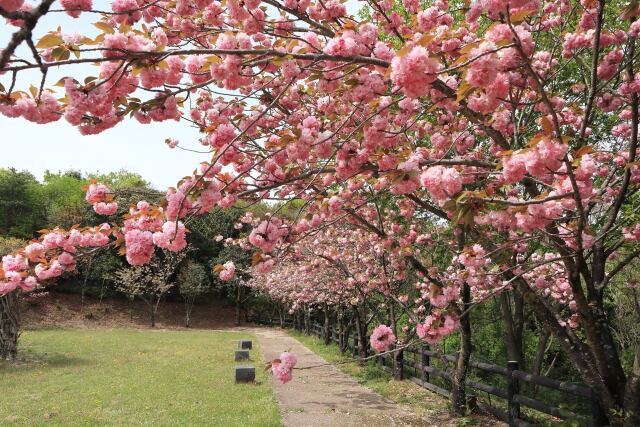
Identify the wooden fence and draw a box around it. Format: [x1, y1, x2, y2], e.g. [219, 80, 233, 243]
[253, 316, 607, 427]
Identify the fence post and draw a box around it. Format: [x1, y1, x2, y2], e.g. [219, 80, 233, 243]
[507, 360, 520, 426]
[590, 389, 607, 427]
[422, 345, 430, 385]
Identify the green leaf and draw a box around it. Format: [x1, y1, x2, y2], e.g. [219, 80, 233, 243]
[51, 47, 67, 60]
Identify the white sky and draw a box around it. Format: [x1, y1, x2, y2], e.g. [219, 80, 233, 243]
[1, 115, 207, 189]
[0, 3, 210, 190]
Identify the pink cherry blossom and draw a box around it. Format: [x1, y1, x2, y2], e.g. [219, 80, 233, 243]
[219, 261, 236, 281]
[94, 202, 118, 216]
[124, 229, 154, 265]
[370, 325, 396, 352]
[85, 183, 110, 204]
[391, 46, 442, 98]
[420, 166, 463, 202]
[60, 0, 92, 17]
[152, 221, 187, 252]
[2, 254, 28, 272]
[272, 351, 297, 384]
[0, 0, 23, 12]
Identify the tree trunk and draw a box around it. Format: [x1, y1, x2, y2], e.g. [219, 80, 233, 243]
[354, 307, 368, 365]
[514, 278, 620, 423]
[451, 282, 473, 415]
[304, 307, 310, 335]
[185, 300, 193, 328]
[499, 292, 525, 368]
[235, 284, 242, 326]
[294, 310, 301, 331]
[323, 308, 331, 345]
[624, 347, 640, 426]
[147, 296, 161, 328]
[393, 348, 404, 380]
[574, 276, 626, 411]
[451, 228, 472, 414]
[338, 311, 346, 353]
[389, 302, 402, 379]
[99, 278, 106, 305]
[150, 304, 156, 327]
[532, 329, 551, 376]
[0, 293, 20, 361]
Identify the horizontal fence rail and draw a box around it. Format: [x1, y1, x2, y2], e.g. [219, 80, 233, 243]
[251, 315, 606, 427]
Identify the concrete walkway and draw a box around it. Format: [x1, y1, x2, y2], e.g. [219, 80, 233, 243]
[244, 327, 431, 427]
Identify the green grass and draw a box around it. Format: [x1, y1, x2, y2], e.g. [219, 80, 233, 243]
[0, 329, 282, 426]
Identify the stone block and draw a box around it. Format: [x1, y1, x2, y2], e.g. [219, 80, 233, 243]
[235, 365, 255, 383]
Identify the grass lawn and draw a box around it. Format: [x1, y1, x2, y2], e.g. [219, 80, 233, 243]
[0, 329, 282, 426]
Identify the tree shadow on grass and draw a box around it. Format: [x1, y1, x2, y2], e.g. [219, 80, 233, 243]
[0, 352, 91, 373]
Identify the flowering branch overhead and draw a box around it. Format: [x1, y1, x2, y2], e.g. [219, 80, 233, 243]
[2, 0, 640, 420]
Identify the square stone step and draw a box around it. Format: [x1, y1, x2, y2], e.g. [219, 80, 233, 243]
[235, 365, 255, 383]
[238, 339, 252, 350]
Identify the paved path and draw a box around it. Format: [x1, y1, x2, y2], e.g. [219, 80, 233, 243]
[244, 327, 431, 427]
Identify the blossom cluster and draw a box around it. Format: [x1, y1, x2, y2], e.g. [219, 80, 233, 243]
[218, 261, 236, 281]
[86, 182, 118, 216]
[370, 325, 396, 352]
[122, 200, 187, 265]
[0, 224, 112, 296]
[416, 313, 460, 345]
[271, 352, 297, 384]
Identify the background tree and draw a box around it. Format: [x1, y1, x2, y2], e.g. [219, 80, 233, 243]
[0, 169, 43, 239]
[176, 260, 210, 327]
[113, 249, 187, 327]
[40, 170, 87, 229]
[212, 244, 252, 326]
[91, 170, 151, 190]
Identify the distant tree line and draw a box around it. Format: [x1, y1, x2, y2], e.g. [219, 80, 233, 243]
[0, 168, 265, 330]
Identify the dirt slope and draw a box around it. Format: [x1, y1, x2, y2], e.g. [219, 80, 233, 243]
[20, 292, 239, 330]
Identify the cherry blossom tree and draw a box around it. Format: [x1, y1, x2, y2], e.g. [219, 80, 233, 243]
[0, 237, 25, 360]
[176, 259, 210, 327]
[113, 247, 187, 327]
[247, 223, 420, 376]
[1, 0, 640, 422]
